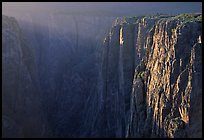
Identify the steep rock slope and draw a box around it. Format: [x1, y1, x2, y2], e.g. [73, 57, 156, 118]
[98, 14, 202, 138]
[2, 15, 49, 137]
[128, 14, 202, 138]
[2, 13, 202, 138]
[12, 13, 115, 137]
[90, 15, 161, 137]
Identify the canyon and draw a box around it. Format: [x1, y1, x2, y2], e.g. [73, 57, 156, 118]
[2, 13, 202, 138]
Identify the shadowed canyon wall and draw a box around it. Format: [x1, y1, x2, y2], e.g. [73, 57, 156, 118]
[2, 15, 50, 138]
[2, 13, 202, 138]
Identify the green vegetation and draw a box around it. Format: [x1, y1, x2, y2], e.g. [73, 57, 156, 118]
[170, 117, 185, 135]
[171, 28, 177, 33]
[173, 117, 181, 122]
[172, 13, 202, 24]
[137, 71, 145, 80]
[195, 15, 202, 22]
[132, 16, 138, 22]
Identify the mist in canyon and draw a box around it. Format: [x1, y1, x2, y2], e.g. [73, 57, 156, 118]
[2, 2, 202, 138]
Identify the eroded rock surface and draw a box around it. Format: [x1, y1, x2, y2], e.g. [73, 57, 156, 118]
[99, 14, 202, 138]
[2, 15, 49, 138]
[2, 13, 202, 138]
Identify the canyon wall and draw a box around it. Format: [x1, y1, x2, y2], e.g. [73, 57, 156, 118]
[2, 13, 202, 138]
[98, 14, 202, 138]
[2, 13, 115, 137]
[91, 14, 202, 137]
[128, 14, 202, 138]
[2, 15, 49, 137]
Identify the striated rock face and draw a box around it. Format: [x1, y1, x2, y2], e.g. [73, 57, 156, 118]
[2, 15, 49, 137]
[99, 14, 202, 138]
[2, 13, 202, 138]
[129, 14, 202, 138]
[92, 16, 160, 137]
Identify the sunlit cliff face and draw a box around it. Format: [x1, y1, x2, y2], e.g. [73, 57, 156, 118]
[120, 27, 124, 46]
[2, 2, 202, 138]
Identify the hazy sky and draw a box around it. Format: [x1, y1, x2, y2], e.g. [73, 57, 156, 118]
[2, 2, 202, 17]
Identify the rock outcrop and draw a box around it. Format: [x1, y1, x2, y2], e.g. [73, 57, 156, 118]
[2, 15, 49, 137]
[2, 13, 202, 138]
[98, 14, 202, 138]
